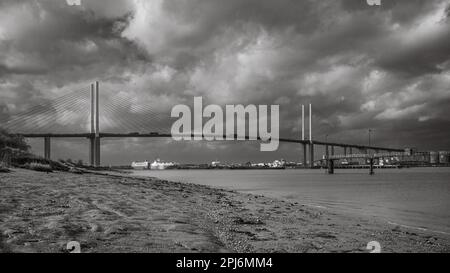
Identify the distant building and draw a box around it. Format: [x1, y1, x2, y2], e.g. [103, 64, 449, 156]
[439, 151, 450, 164]
[251, 162, 267, 167]
[429, 152, 439, 164]
[131, 160, 149, 169]
[404, 148, 417, 156]
[211, 160, 221, 167]
[150, 158, 177, 170]
[269, 159, 286, 168]
[132, 159, 178, 170]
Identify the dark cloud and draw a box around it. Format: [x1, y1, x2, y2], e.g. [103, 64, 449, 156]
[0, 0, 449, 164]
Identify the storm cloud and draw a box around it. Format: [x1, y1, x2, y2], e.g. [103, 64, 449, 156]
[1, 0, 449, 164]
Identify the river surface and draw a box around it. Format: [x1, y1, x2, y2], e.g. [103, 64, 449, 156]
[131, 168, 450, 234]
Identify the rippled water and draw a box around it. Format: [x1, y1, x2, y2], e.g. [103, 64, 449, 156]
[132, 167, 450, 234]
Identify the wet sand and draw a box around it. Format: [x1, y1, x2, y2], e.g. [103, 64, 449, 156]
[0, 168, 449, 253]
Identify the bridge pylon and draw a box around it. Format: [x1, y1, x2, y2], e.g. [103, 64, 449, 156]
[89, 81, 101, 167]
[300, 104, 315, 168]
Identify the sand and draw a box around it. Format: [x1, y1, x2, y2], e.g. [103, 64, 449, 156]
[0, 168, 449, 253]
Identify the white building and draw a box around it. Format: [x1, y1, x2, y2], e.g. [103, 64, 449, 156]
[270, 159, 286, 168]
[150, 158, 177, 170]
[211, 160, 221, 167]
[131, 160, 149, 169]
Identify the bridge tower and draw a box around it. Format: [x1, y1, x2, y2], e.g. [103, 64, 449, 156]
[308, 104, 314, 169]
[89, 81, 101, 167]
[301, 104, 314, 169]
[301, 105, 307, 167]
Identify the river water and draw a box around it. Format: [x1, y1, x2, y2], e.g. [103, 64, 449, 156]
[131, 167, 450, 234]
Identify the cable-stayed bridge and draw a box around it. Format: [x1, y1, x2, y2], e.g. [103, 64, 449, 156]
[1, 82, 404, 169]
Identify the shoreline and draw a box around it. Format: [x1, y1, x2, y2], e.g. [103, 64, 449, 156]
[1, 168, 449, 253]
[130, 167, 450, 236]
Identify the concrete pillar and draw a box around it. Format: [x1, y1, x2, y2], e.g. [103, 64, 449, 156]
[309, 142, 314, 169]
[301, 105, 305, 141]
[302, 143, 307, 168]
[328, 159, 334, 174]
[369, 158, 374, 175]
[325, 145, 329, 168]
[91, 84, 95, 135]
[95, 81, 99, 137]
[95, 137, 101, 167]
[89, 137, 95, 166]
[94, 81, 101, 167]
[331, 146, 335, 156]
[309, 104, 312, 141]
[344, 147, 347, 156]
[44, 137, 51, 160]
[90, 84, 95, 166]
[349, 147, 353, 155]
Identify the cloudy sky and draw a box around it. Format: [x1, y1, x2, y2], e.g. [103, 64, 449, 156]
[1, 0, 450, 165]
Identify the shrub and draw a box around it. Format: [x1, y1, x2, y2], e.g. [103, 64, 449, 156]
[1, 128, 30, 168]
[0, 128, 29, 152]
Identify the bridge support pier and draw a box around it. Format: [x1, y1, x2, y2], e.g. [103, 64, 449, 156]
[325, 145, 329, 168]
[344, 147, 347, 156]
[309, 142, 314, 169]
[302, 143, 307, 168]
[369, 158, 374, 175]
[44, 137, 51, 160]
[88, 136, 101, 167]
[328, 159, 334, 174]
[89, 137, 95, 166]
[89, 81, 101, 167]
[95, 137, 101, 167]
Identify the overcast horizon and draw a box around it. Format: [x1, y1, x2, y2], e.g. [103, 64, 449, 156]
[1, 0, 450, 165]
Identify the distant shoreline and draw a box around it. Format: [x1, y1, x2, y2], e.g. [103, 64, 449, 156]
[1, 168, 449, 253]
[124, 165, 450, 171]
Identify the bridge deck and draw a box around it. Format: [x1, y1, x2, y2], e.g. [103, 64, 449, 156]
[327, 152, 409, 160]
[16, 132, 403, 152]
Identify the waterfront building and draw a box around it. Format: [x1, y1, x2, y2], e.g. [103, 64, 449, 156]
[131, 160, 149, 169]
[150, 158, 177, 170]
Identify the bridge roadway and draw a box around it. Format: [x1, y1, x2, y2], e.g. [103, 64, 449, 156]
[19, 132, 403, 152]
[17, 132, 404, 168]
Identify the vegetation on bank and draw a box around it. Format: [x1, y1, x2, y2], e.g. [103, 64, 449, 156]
[0, 128, 29, 151]
[0, 128, 113, 174]
[0, 128, 70, 172]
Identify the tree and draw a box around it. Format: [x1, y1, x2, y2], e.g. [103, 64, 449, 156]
[0, 128, 29, 151]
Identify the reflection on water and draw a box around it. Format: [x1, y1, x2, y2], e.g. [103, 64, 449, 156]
[132, 167, 450, 234]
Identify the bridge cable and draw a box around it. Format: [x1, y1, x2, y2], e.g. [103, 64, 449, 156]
[4, 91, 90, 132]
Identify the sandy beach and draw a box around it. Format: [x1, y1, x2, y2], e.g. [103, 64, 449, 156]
[0, 168, 449, 253]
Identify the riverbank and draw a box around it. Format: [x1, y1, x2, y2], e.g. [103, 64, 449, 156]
[0, 168, 449, 253]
